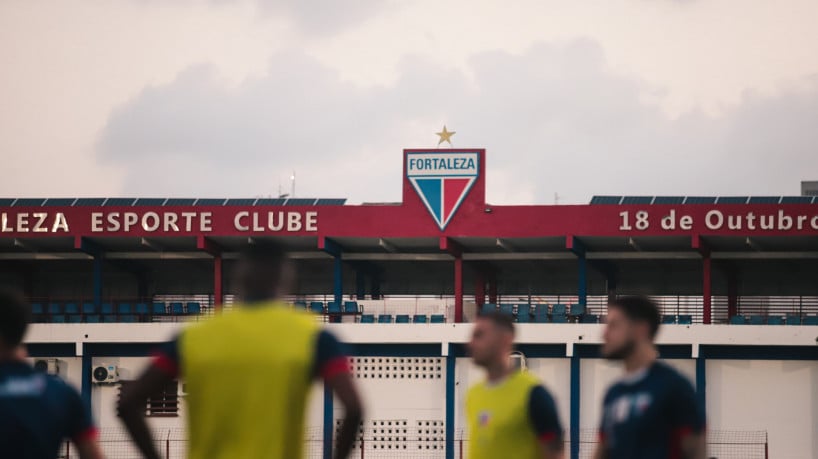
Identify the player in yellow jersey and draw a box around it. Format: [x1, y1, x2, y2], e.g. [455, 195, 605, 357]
[118, 241, 363, 459]
[466, 312, 564, 459]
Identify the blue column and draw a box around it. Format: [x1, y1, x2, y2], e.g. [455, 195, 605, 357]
[81, 352, 93, 412]
[445, 344, 456, 459]
[323, 383, 334, 459]
[570, 355, 580, 459]
[92, 256, 103, 307]
[696, 357, 706, 413]
[577, 254, 588, 306]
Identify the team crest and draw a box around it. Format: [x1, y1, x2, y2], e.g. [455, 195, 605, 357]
[406, 151, 479, 230]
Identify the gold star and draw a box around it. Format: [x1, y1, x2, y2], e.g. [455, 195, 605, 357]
[436, 125, 456, 146]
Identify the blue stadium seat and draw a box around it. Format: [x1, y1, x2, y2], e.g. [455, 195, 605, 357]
[569, 303, 586, 316]
[678, 315, 693, 325]
[48, 303, 62, 315]
[343, 301, 359, 314]
[662, 315, 677, 324]
[749, 315, 765, 325]
[327, 302, 342, 314]
[68, 315, 83, 323]
[170, 302, 185, 315]
[498, 304, 514, 316]
[152, 302, 167, 315]
[309, 302, 325, 314]
[360, 314, 375, 324]
[293, 301, 307, 310]
[581, 314, 599, 324]
[120, 315, 138, 323]
[413, 315, 428, 324]
[82, 303, 96, 315]
[533, 306, 550, 323]
[135, 303, 149, 316]
[103, 315, 117, 323]
[767, 316, 784, 325]
[395, 315, 411, 324]
[551, 315, 568, 324]
[803, 316, 818, 326]
[730, 315, 746, 325]
[377, 315, 393, 324]
[430, 314, 446, 324]
[100, 303, 114, 315]
[786, 315, 801, 326]
[64, 303, 79, 315]
[516, 304, 531, 323]
[51, 315, 67, 323]
[480, 303, 497, 315]
[551, 304, 567, 317]
[31, 303, 44, 315]
[118, 303, 132, 315]
[186, 302, 201, 315]
[85, 315, 101, 323]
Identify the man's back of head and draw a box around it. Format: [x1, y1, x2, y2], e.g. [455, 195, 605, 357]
[234, 240, 289, 303]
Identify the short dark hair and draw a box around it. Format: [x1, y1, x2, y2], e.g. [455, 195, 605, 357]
[0, 289, 30, 348]
[477, 311, 515, 335]
[608, 296, 661, 338]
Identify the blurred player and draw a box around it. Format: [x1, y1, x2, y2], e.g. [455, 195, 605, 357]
[0, 289, 103, 459]
[466, 312, 564, 459]
[593, 296, 706, 459]
[119, 241, 363, 459]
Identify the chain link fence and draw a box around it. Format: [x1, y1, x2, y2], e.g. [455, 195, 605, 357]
[60, 428, 766, 459]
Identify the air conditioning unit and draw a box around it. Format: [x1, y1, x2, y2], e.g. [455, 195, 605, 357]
[92, 365, 119, 384]
[33, 359, 61, 376]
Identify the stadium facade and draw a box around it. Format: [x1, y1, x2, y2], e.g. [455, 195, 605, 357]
[3, 148, 818, 458]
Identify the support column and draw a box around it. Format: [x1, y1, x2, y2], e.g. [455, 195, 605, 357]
[702, 255, 712, 324]
[727, 269, 738, 319]
[322, 384, 334, 459]
[569, 355, 580, 459]
[445, 344, 456, 459]
[214, 255, 223, 310]
[695, 356, 706, 414]
[81, 352, 93, 412]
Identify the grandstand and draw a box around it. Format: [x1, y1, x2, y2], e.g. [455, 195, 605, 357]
[3, 148, 818, 458]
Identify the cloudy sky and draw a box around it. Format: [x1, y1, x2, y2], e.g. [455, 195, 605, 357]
[1, 0, 817, 204]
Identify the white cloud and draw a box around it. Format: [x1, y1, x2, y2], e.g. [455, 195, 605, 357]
[97, 40, 818, 203]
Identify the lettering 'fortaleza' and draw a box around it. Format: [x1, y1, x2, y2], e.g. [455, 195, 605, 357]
[407, 157, 477, 171]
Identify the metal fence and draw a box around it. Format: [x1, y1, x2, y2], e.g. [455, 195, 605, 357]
[60, 428, 767, 459]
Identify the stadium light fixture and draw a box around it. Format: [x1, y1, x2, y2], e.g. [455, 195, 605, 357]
[628, 237, 643, 252]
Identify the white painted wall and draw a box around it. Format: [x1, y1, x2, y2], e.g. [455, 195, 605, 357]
[707, 359, 818, 459]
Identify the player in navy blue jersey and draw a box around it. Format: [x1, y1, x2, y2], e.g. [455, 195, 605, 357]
[0, 289, 103, 459]
[593, 296, 706, 459]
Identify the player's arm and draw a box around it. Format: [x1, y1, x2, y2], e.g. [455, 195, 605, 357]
[313, 331, 364, 459]
[670, 378, 707, 459]
[528, 385, 565, 459]
[117, 338, 180, 459]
